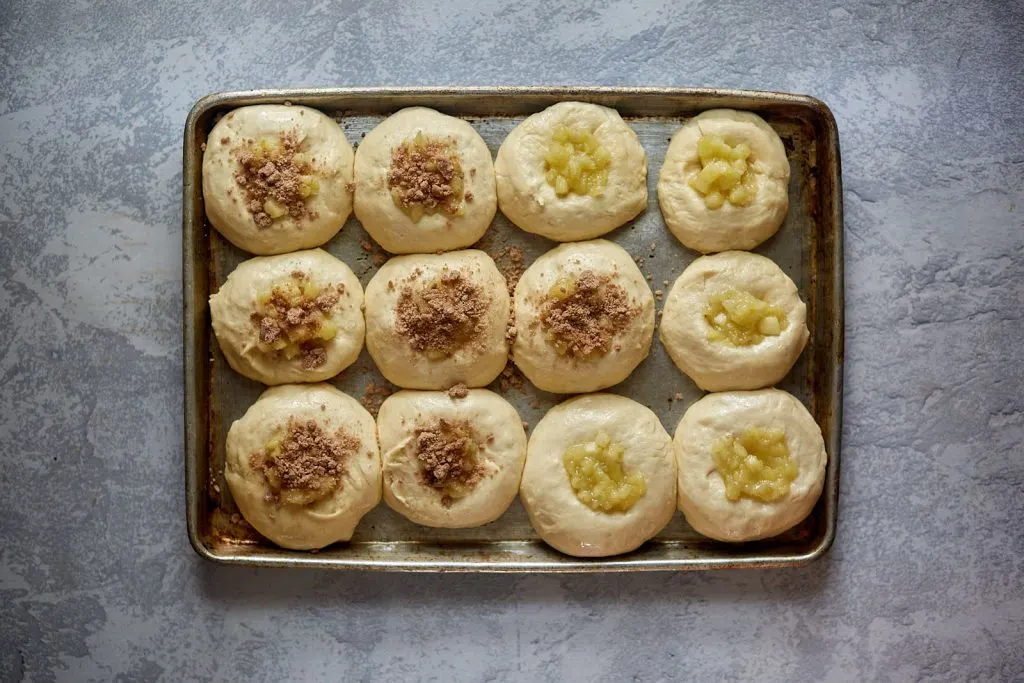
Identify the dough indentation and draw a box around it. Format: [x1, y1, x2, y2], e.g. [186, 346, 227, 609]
[562, 429, 646, 513]
[251, 418, 360, 506]
[253, 271, 343, 370]
[235, 131, 320, 227]
[413, 418, 486, 506]
[711, 427, 797, 502]
[539, 270, 637, 358]
[387, 132, 466, 222]
[394, 268, 489, 358]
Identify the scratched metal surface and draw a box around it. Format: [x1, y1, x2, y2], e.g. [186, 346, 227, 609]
[183, 87, 842, 571]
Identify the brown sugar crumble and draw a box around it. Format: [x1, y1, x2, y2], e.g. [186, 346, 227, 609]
[361, 381, 395, 417]
[249, 418, 360, 505]
[413, 418, 484, 504]
[505, 320, 518, 346]
[235, 131, 319, 228]
[498, 362, 525, 393]
[539, 270, 638, 358]
[394, 269, 488, 356]
[387, 134, 465, 220]
[447, 383, 469, 399]
[252, 271, 342, 369]
[494, 245, 525, 297]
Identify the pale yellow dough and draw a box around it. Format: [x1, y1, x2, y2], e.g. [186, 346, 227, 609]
[353, 107, 497, 254]
[674, 389, 826, 542]
[512, 240, 654, 394]
[495, 101, 648, 241]
[364, 250, 509, 389]
[659, 251, 808, 391]
[209, 249, 365, 385]
[520, 394, 676, 557]
[657, 109, 790, 253]
[202, 105, 355, 255]
[225, 384, 381, 550]
[377, 389, 527, 528]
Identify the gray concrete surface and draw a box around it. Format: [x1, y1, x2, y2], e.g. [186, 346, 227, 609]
[1, 1, 1022, 681]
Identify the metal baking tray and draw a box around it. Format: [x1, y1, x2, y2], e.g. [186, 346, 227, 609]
[183, 87, 843, 572]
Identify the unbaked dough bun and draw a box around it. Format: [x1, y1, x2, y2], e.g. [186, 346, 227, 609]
[377, 389, 527, 528]
[225, 384, 381, 550]
[659, 251, 808, 391]
[210, 248, 365, 385]
[203, 105, 355, 255]
[353, 107, 497, 254]
[364, 250, 509, 390]
[657, 109, 790, 253]
[520, 394, 676, 557]
[673, 389, 826, 542]
[495, 101, 647, 241]
[512, 240, 654, 394]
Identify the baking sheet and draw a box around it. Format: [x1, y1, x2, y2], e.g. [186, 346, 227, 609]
[183, 87, 843, 571]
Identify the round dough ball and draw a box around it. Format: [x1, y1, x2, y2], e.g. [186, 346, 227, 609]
[512, 240, 654, 393]
[495, 101, 648, 241]
[203, 105, 354, 255]
[353, 107, 497, 254]
[520, 394, 676, 557]
[364, 250, 509, 389]
[225, 384, 381, 550]
[659, 251, 808, 391]
[674, 389, 826, 542]
[210, 249, 365, 385]
[377, 389, 527, 528]
[657, 109, 790, 253]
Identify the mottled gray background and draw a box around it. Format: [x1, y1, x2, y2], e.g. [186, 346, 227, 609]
[1, 0, 1022, 681]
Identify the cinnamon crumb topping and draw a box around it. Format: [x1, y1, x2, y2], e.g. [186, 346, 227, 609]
[249, 418, 360, 505]
[540, 270, 637, 358]
[413, 418, 484, 500]
[361, 381, 394, 417]
[302, 347, 327, 370]
[495, 245, 525, 297]
[235, 131, 319, 228]
[387, 133, 465, 220]
[498, 362, 524, 393]
[394, 269, 488, 356]
[505, 321, 518, 345]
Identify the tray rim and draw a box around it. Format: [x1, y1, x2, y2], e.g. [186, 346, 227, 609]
[183, 86, 844, 573]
